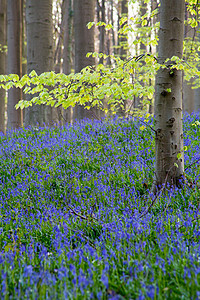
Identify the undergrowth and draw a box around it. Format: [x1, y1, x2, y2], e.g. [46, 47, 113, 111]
[0, 113, 199, 299]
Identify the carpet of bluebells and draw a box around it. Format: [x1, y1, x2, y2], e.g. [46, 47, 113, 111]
[0, 113, 200, 299]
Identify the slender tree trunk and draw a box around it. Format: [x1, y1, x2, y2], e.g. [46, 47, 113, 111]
[117, 0, 128, 117]
[7, 0, 23, 129]
[21, 0, 26, 123]
[183, 79, 194, 113]
[0, 0, 6, 133]
[25, 0, 55, 127]
[148, 0, 158, 115]
[134, 0, 147, 110]
[54, 0, 65, 74]
[97, 0, 105, 64]
[183, 3, 195, 114]
[63, 0, 73, 123]
[194, 85, 200, 112]
[73, 0, 96, 121]
[153, 0, 185, 191]
[194, 29, 200, 112]
[118, 0, 128, 59]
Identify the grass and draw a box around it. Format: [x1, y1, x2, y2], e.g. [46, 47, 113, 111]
[0, 113, 199, 299]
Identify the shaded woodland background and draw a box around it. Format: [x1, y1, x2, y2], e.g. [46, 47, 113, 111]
[0, 0, 200, 133]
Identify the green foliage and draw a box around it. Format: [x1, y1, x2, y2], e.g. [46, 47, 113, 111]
[1, 3, 200, 116]
[0, 44, 7, 53]
[0, 54, 157, 116]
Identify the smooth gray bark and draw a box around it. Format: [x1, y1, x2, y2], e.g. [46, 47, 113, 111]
[0, 0, 6, 133]
[194, 86, 200, 112]
[117, 0, 128, 117]
[73, 0, 96, 120]
[183, 80, 194, 113]
[63, 0, 73, 123]
[194, 30, 200, 112]
[154, 0, 185, 190]
[183, 4, 195, 114]
[25, 0, 56, 127]
[134, 0, 147, 110]
[7, 0, 23, 130]
[97, 0, 105, 64]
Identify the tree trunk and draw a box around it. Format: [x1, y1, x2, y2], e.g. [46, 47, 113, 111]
[194, 86, 200, 112]
[194, 30, 200, 112]
[73, 0, 96, 121]
[63, 0, 73, 124]
[7, 0, 23, 130]
[97, 0, 105, 64]
[134, 0, 148, 111]
[183, 3, 195, 114]
[148, 0, 158, 115]
[183, 80, 194, 113]
[153, 0, 185, 191]
[117, 0, 128, 117]
[25, 0, 56, 127]
[0, 0, 6, 133]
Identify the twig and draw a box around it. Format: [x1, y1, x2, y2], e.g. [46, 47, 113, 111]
[68, 205, 98, 222]
[68, 227, 97, 249]
[133, 115, 156, 133]
[178, 216, 200, 230]
[139, 170, 170, 218]
[185, 157, 200, 170]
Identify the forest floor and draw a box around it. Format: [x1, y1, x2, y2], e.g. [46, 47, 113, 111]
[0, 113, 199, 299]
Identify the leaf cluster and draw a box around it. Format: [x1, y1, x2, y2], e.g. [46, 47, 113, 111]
[0, 54, 157, 115]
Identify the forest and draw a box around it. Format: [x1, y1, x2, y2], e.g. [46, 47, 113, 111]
[0, 0, 200, 299]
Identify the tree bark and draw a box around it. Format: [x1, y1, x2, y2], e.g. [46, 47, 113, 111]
[0, 0, 6, 133]
[7, 0, 23, 130]
[73, 0, 96, 121]
[117, 0, 128, 117]
[25, 0, 56, 127]
[97, 0, 105, 64]
[183, 3, 195, 114]
[194, 29, 200, 112]
[63, 0, 73, 123]
[194, 86, 200, 112]
[153, 0, 185, 191]
[134, 0, 147, 110]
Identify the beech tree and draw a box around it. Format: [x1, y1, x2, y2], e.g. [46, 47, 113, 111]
[25, 0, 56, 127]
[2, 0, 199, 192]
[7, 0, 23, 129]
[63, 0, 73, 123]
[153, 0, 185, 190]
[0, 0, 6, 133]
[117, 0, 128, 116]
[183, 3, 195, 114]
[73, 0, 96, 120]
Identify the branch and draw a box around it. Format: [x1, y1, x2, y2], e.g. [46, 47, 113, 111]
[68, 205, 98, 222]
[185, 157, 200, 170]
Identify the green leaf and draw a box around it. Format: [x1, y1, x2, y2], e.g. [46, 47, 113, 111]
[183, 146, 188, 151]
[142, 19, 147, 26]
[177, 153, 182, 160]
[29, 70, 37, 77]
[87, 22, 95, 29]
[105, 24, 113, 30]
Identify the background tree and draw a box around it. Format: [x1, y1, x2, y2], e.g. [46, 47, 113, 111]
[63, 0, 74, 123]
[194, 29, 200, 112]
[117, 0, 128, 116]
[0, 0, 6, 133]
[25, 0, 56, 127]
[7, 0, 23, 129]
[97, 0, 106, 64]
[153, 0, 185, 190]
[73, 0, 96, 120]
[183, 3, 195, 114]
